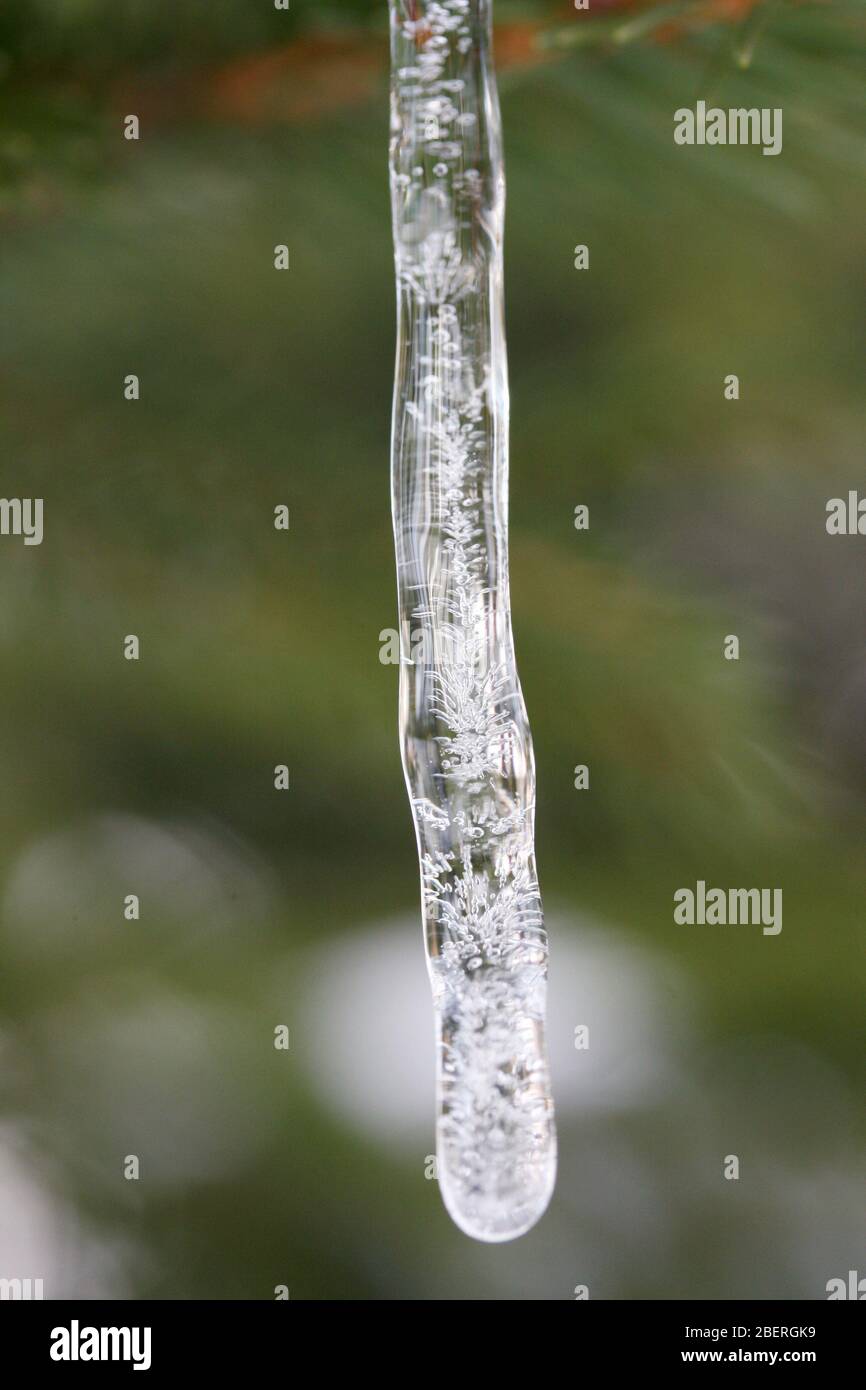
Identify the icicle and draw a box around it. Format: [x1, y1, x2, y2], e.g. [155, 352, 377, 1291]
[388, 0, 556, 1242]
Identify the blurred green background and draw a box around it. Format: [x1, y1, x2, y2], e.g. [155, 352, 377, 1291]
[1, 0, 865, 1299]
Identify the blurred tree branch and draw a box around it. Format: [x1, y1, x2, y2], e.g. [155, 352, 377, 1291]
[1, 0, 863, 211]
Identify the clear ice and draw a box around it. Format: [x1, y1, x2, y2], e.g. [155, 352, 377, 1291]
[388, 0, 557, 1241]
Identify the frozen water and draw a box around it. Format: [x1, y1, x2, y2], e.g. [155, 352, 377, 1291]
[388, 0, 556, 1241]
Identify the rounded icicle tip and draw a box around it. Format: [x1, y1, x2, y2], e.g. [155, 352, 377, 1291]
[440, 1156, 557, 1245]
[434, 962, 557, 1241]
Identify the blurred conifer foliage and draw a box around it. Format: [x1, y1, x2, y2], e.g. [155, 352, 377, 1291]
[1, 2, 864, 208]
